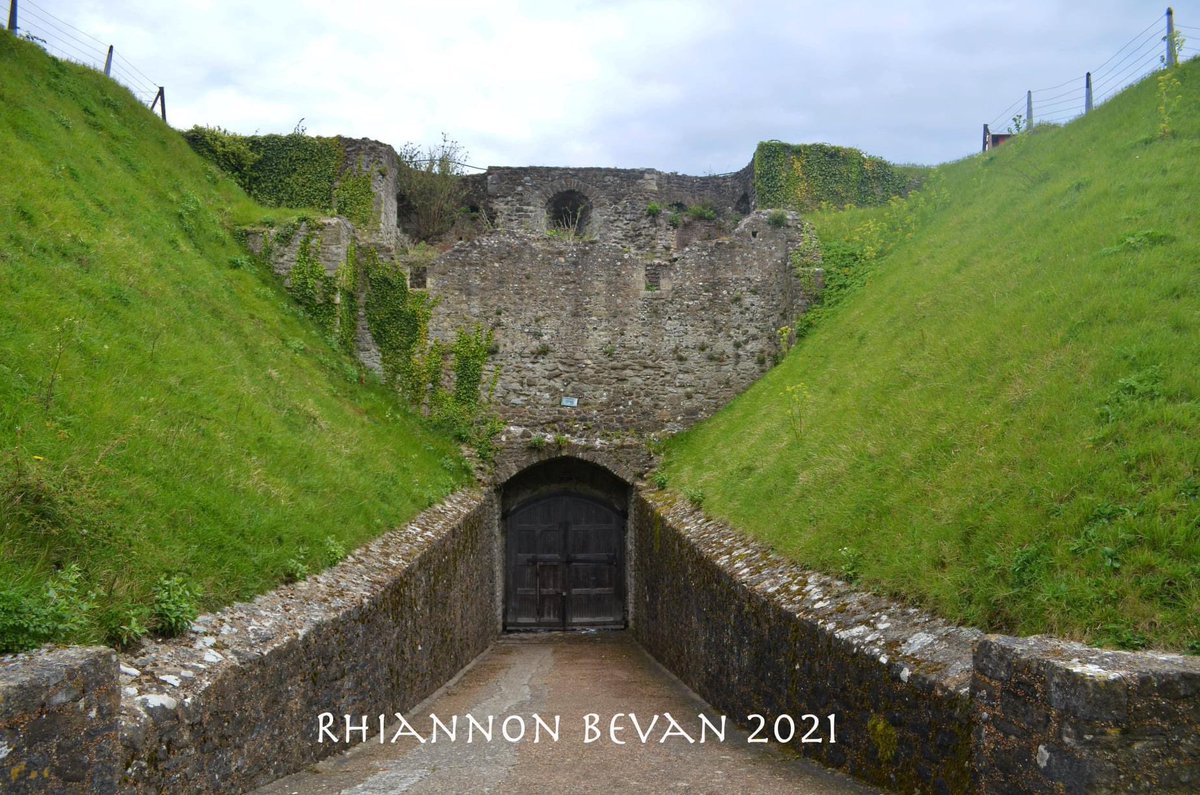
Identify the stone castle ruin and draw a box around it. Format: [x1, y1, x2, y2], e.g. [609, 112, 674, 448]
[252, 140, 820, 433]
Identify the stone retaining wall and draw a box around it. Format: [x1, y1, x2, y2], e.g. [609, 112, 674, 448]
[630, 489, 1200, 793]
[631, 490, 980, 792]
[0, 647, 121, 793]
[6, 486, 1199, 793]
[973, 635, 1200, 793]
[0, 491, 497, 794]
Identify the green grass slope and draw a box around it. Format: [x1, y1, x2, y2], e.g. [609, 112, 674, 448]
[663, 61, 1200, 652]
[0, 35, 467, 651]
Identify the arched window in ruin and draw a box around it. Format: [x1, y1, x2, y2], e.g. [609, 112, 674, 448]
[546, 190, 592, 235]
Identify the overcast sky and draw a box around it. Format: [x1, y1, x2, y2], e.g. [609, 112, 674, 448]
[16, 1, 1200, 173]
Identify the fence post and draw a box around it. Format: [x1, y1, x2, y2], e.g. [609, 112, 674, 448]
[1166, 6, 1176, 66]
[104, 45, 113, 77]
[6, 0, 17, 34]
[1085, 72, 1093, 113]
[151, 87, 166, 122]
[1026, 90, 1033, 129]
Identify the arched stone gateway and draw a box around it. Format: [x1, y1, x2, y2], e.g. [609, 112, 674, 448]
[499, 456, 632, 630]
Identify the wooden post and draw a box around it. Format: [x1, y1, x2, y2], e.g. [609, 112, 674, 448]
[1026, 90, 1033, 129]
[1085, 72, 1093, 113]
[150, 87, 166, 122]
[104, 45, 113, 77]
[982, 124, 991, 152]
[1166, 7, 1176, 67]
[6, 0, 17, 34]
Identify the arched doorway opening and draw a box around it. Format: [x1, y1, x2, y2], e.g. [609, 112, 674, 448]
[501, 457, 629, 630]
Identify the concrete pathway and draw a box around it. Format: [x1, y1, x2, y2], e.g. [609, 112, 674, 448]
[256, 632, 879, 795]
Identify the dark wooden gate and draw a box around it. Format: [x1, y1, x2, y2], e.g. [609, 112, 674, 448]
[505, 493, 625, 629]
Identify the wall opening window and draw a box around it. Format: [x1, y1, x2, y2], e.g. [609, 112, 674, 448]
[546, 190, 592, 236]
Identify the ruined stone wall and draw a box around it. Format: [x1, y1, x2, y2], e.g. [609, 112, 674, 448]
[114, 490, 497, 793]
[466, 163, 755, 249]
[338, 137, 405, 257]
[429, 210, 811, 432]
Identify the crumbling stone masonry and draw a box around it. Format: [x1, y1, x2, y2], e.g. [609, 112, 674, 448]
[460, 163, 755, 250]
[429, 211, 813, 432]
[252, 150, 816, 435]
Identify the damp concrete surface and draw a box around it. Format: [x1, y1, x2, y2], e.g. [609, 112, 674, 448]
[255, 632, 879, 794]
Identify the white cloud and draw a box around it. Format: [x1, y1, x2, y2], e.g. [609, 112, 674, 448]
[26, 0, 1198, 171]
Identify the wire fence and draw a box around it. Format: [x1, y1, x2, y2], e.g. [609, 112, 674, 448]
[984, 8, 1192, 145]
[4, 0, 164, 115]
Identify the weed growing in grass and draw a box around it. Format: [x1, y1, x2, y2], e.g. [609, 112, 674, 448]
[783, 382, 810, 443]
[1157, 30, 1186, 137]
[151, 575, 199, 637]
[1099, 229, 1175, 255]
[322, 535, 347, 564]
[836, 547, 863, 583]
[0, 565, 94, 652]
[40, 317, 80, 411]
[101, 606, 149, 650]
[283, 552, 310, 583]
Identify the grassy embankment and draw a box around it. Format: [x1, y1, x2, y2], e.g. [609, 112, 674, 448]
[0, 35, 467, 652]
[662, 59, 1200, 652]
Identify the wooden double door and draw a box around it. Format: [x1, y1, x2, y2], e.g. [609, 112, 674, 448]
[505, 493, 625, 629]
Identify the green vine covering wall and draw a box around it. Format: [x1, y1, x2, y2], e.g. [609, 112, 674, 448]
[363, 249, 424, 390]
[336, 243, 359, 356]
[451, 326, 495, 408]
[753, 141, 919, 211]
[184, 127, 377, 229]
[333, 167, 376, 229]
[287, 232, 336, 331]
[244, 133, 342, 210]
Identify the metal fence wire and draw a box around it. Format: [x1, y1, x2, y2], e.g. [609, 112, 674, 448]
[985, 7, 1191, 144]
[4, 0, 163, 113]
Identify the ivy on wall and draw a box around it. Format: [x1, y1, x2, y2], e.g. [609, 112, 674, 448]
[183, 127, 378, 230]
[363, 248, 424, 390]
[333, 168, 376, 230]
[451, 326, 494, 409]
[335, 243, 359, 356]
[753, 141, 919, 211]
[287, 231, 336, 331]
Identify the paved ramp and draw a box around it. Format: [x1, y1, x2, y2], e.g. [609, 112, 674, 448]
[257, 632, 879, 795]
